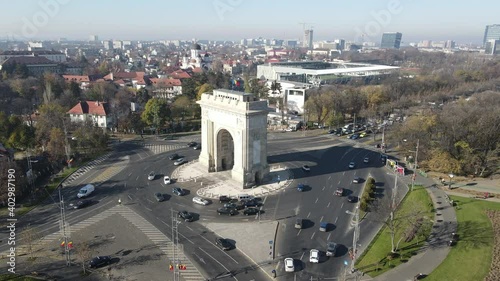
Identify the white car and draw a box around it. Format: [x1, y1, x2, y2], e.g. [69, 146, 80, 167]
[284, 257, 295, 272]
[309, 249, 319, 263]
[174, 158, 187, 166]
[163, 176, 171, 185]
[302, 165, 311, 172]
[192, 196, 209, 206]
[148, 171, 155, 181]
[348, 162, 355, 169]
[363, 157, 369, 163]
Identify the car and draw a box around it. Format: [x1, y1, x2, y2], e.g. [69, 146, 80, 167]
[215, 238, 232, 250]
[174, 158, 187, 166]
[363, 157, 369, 163]
[169, 153, 180, 160]
[242, 199, 258, 208]
[302, 165, 311, 172]
[147, 171, 155, 180]
[154, 192, 165, 202]
[192, 196, 210, 206]
[348, 162, 355, 169]
[319, 222, 328, 232]
[297, 183, 305, 192]
[295, 218, 303, 229]
[309, 249, 319, 263]
[360, 132, 367, 138]
[89, 256, 112, 268]
[326, 242, 337, 256]
[187, 141, 197, 147]
[328, 129, 336, 134]
[172, 187, 185, 196]
[217, 207, 237, 216]
[73, 200, 91, 209]
[284, 257, 295, 272]
[194, 144, 201, 150]
[335, 188, 344, 196]
[224, 202, 244, 210]
[353, 177, 362, 183]
[178, 210, 194, 222]
[219, 195, 232, 203]
[243, 207, 260, 216]
[347, 195, 358, 203]
[163, 176, 171, 185]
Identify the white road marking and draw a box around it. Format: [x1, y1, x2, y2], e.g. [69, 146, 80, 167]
[111, 183, 116, 188]
[328, 176, 332, 180]
[307, 212, 311, 218]
[341, 203, 344, 209]
[322, 186, 325, 191]
[311, 232, 315, 240]
[135, 175, 139, 181]
[320, 216, 324, 222]
[144, 206, 152, 212]
[335, 217, 338, 223]
[327, 233, 331, 240]
[327, 202, 331, 208]
[338, 181, 341, 185]
[127, 194, 133, 200]
[198, 234, 239, 264]
[300, 251, 305, 260]
[315, 198, 319, 204]
[128, 172, 132, 177]
[197, 247, 239, 281]
[297, 229, 302, 236]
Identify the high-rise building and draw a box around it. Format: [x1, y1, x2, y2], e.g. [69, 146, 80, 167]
[485, 39, 500, 55]
[304, 29, 313, 49]
[89, 35, 98, 42]
[380, 32, 402, 49]
[483, 24, 500, 46]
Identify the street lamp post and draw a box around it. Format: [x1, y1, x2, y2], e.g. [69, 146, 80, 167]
[409, 139, 419, 192]
[448, 173, 454, 189]
[346, 204, 360, 274]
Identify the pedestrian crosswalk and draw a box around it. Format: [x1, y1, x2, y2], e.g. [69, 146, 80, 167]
[4, 205, 205, 281]
[143, 144, 184, 155]
[65, 153, 113, 185]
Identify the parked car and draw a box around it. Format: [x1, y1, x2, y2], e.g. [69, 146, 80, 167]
[284, 257, 295, 272]
[217, 207, 237, 216]
[352, 177, 362, 183]
[302, 165, 311, 172]
[187, 141, 197, 147]
[89, 256, 112, 268]
[178, 210, 194, 222]
[192, 196, 209, 206]
[154, 192, 165, 202]
[169, 153, 180, 160]
[309, 249, 319, 263]
[148, 171, 155, 181]
[174, 158, 187, 166]
[219, 195, 232, 203]
[215, 238, 232, 250]
[242, 199, 258, 208]
[172, 187, 185, 196]
[224, 202, 244, 210]
[73, 200, 91, 209]
[163, 176, 171, 185]
[326, 242, 337, 256]
[243, 207, 260, 216]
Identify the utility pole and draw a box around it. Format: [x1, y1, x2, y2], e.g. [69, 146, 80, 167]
[26, 148, 35, 202]
[62, 118, 72, 168]
[391, 172, 398, 221]
[59, 187, 71, 265]
[171, 208, 180, 281]
[411, 139, 419, 191]
[346, 205, 360, 274]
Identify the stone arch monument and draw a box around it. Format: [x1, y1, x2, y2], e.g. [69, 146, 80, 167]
[197, 89, 269, 188]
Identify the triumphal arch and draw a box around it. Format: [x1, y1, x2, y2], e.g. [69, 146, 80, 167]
[197, 89, 269, 188]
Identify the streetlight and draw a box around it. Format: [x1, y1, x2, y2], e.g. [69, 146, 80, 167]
[346, 204, 360, 274]
[448, 173, 454, 189]
[408, 139, 419, 192]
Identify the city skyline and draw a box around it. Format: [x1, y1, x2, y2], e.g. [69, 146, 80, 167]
[1, 0, 499, 44]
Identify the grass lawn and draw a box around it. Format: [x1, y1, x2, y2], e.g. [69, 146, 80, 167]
[0, 274, 37, 280]
[423, 196, 500, 281]
[355, 185, 434, 277]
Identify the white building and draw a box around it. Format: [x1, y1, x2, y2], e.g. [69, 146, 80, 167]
[67, 101, 113, 129]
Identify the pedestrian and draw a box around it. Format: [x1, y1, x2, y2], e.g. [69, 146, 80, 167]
[118, 198, 122, 205]
[272, 269, 276, 278]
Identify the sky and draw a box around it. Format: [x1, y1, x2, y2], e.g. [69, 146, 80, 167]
[1, 0, 499, 44]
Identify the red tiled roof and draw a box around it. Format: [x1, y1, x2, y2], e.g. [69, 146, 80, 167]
[169, 69, 191, 79]
[104, 71, 145, 81]
[67, 101, 108, 116]
[150, 78, 182, 86]
[192, 67, 203, 73]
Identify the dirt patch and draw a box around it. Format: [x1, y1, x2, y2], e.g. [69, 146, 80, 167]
[485, 210, 500, 281]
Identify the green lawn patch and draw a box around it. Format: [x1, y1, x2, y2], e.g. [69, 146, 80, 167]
[355, 185, 434, 277]
[423, 196, 500, 281]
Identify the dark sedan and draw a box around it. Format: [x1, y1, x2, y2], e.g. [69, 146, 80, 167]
[178, 210, 194, 222]
[243, 207, 260, 216]
[73, 200, 91, 209]
[169, 153, 180, 160]
[215, 238, 232, 250]
[89, 256, 112, 268]
[217, 207, 237, 216]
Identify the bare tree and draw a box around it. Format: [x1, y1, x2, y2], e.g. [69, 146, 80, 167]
[21, 225, 41, 260]
[76, 241, 93, 275]
[371, 195, 426, 253]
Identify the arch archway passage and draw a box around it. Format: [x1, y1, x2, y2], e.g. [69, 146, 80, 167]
[216, 129, 234, 171]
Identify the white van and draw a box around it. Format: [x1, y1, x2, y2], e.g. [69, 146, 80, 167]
[237, 194, 254, 201]
[77, 184, 95, 198]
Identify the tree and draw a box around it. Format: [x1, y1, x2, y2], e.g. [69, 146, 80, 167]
[35, 103, 67, 152]
[141, 98, 170, 134]
[47, 127, 66, 160]
[196, 83, 214, 100]
[21, 225, 41, 260]
[171, 95, 192, 120]
[76, 241, 93, 275]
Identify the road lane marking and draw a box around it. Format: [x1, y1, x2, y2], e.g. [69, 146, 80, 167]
[311, 232, 315, 240]
[335, 217, 338, 223]
[315, 198, 319, 204]
[341, 203, 344, 209]
[338, 181, 341, 185]
[328, 176, 331, 180]
[297, 229, 302, 236]
[197, 247, 239, 281]
[322, 186, 325, 191]
[307, 212, 311, 218]
[128, 172, 132, 177]
[327, 202, 331, 208]
[127, 194, 133, 200]
[343, 172, 345, 176]
[135, 175, 139, 181]
[320, 216, 324, 222]
[198, 233, 239, 264]
[327, 233, 331, 240]
[300, 251, 305, 260]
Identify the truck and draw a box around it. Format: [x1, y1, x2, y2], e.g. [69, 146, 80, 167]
[77, 184, 95, 198]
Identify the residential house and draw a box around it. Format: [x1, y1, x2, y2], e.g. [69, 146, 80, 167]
[150, 78, 182, 99]
[67, 101, 113, 129]
[103, 71, 149, 90]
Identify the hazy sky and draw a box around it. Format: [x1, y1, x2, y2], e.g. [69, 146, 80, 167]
[1, 0, 498, 44]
